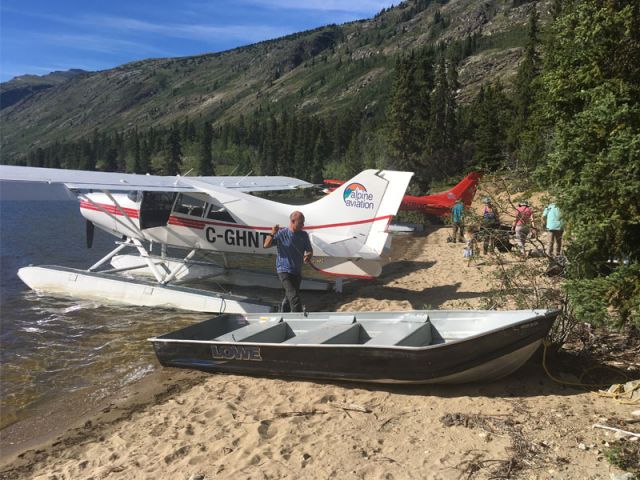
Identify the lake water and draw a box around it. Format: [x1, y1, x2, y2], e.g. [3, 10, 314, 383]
[0, 198, 279, 429]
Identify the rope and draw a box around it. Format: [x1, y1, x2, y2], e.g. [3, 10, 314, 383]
[597, 381, 640, 405]
[541, 339, 633, 393]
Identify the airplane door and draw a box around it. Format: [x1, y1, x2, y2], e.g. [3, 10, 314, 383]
[139, 192, 176, 229]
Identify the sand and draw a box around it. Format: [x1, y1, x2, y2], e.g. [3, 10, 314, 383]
[1, 227, 637, 480]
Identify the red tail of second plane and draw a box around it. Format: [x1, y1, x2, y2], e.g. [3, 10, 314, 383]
[323, 172, 481, 218]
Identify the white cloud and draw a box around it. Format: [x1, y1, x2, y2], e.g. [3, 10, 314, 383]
[82, 14, 291, 43]
[34, 32, 173, 56]
[224, 0, 395, 14]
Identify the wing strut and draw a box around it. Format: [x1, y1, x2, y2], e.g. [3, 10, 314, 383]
[161, 249, 197, 285]
[88, 239, 134, 271]
[131, 238, 167, 283]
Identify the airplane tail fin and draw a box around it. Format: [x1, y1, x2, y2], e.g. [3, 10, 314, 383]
[303, 169, 413, 264]
[449, 172, 482, 206]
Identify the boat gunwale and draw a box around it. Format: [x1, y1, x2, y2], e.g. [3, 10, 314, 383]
[147, 309, 559, 351]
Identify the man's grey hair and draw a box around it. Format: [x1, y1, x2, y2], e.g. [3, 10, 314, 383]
[290, 211, 305, 221]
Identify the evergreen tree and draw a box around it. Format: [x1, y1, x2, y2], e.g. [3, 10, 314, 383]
[539, 0, 640, 327]
[260, 115, 277, 175]
[510, 8, 543, 168]
[79, 141, 94, 171]
[471, 84, 512, 170]
[139, 138, 151, 174]
[103, 148, 118, 172]
[344, 133, 364, 177]
[415, 48, 436, 148]
[311, 127, 330, 185]
[423, 57, 460, 185]
[387, 55, 421, 171]
[125, 128, 140, 173]
[429, 57, 452, 152]
[197, 122, 214, 175]
[165, 125, 182, 175]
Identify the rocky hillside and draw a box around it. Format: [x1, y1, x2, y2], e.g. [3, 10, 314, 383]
[0, 69, 87, 111]
[0, 0, 551, 161]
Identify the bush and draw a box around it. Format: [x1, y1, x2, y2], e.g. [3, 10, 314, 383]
[565, 264, 640, 329]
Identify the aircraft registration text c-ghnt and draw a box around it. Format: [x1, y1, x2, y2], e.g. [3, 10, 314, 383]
[205, 226, 270, 248]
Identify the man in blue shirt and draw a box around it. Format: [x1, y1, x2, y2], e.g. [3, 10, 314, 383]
[263, 210, 313, 312]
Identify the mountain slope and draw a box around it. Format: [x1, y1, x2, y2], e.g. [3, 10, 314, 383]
[0, 0, 550, 161]
[0, 69, 87, 111]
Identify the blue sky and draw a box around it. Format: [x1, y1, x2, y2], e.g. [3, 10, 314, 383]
[1, 0, 397, 82]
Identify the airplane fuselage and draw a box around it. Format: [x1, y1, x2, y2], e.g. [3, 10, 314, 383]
[80, 192, 280, 255]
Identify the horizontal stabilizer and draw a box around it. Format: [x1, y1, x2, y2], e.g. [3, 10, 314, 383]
[309, 257, 383, 279]
[311, 232, 378, 259]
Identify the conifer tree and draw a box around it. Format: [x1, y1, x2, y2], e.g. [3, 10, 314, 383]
[387, 55, 421, 171]
[78, 141, 94, 171]
[165, 125, 182, 175]
[471, 84, 511, 170]
[139, 138, 151, 174]
[510, 8, 543, 168]
[311, 127, 330, 185]
[260, 115, 277, 175]
[539, 0, 640, 327]
[429, 57, 452, 152]
[197, 122, 214, 175]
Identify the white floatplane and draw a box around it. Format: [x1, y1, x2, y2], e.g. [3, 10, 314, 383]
[0, 166, 413, 313]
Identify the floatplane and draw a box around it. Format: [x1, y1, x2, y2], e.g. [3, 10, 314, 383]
[0, 165, 412, 314]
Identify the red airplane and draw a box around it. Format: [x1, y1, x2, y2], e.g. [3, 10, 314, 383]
[323, 171, 481, 218]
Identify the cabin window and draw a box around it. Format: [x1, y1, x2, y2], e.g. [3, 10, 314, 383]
[173, 194, 206, 218]
[127, 191, 143, 202]
[206, 205, 236, 223]
[139, 192, 176, 229]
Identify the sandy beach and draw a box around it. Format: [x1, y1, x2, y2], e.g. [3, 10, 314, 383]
[1, 227, 637, 479]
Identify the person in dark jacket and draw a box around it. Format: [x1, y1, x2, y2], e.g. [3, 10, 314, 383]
[481, 197, 500, 254]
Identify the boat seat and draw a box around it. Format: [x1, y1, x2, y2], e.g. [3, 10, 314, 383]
[214, 318, 292, 343]
[284, 320, 365, 345]
[365, 318, 432, 347]
[285, 315, 356, 334]
[400, 312, 430, 323]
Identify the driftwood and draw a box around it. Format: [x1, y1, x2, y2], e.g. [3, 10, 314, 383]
[592, 424, 640, 438]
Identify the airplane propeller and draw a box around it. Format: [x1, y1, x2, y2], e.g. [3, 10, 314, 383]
[86, 220, 95, 249]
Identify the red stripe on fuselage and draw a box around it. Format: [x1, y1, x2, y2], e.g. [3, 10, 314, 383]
[80, 201, 140, 218]
[80, 202, 393, 232]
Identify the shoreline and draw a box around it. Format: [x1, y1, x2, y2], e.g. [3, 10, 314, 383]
[0, 368, 208, 467]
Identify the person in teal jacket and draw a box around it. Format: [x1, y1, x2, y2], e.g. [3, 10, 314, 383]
[450, 199, 465, 243]
[542, 202, 564, 257]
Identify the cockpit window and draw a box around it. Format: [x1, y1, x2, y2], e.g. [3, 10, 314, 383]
[139, 192, 176, 229]
[127, 191, 143, 202]
[173, 194, 206, 218]
[206, 205, 236, 223]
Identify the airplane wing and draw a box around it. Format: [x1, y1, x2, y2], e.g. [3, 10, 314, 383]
[0, 165, 313, 193]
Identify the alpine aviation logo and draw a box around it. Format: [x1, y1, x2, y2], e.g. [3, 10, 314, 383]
[343, 182, 375, 210]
